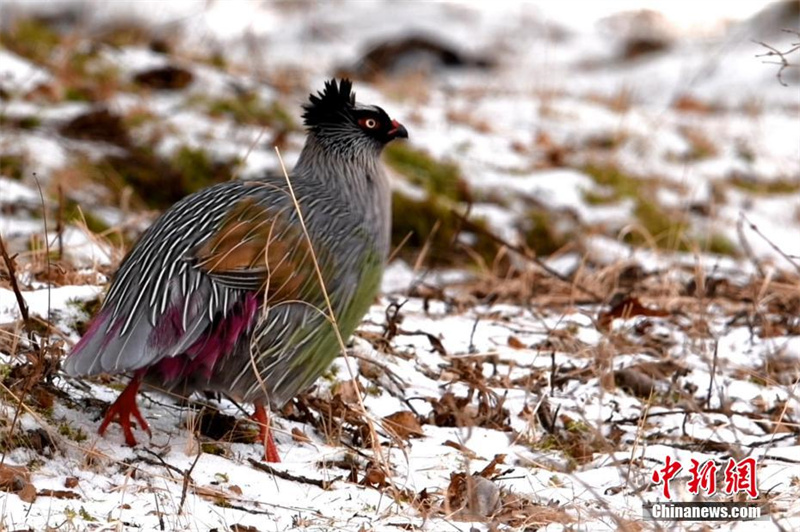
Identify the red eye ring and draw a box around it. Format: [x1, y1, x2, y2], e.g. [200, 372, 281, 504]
[360, 117, 378, 129]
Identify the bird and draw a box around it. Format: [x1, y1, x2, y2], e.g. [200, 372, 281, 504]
[64, 78, 408, 462]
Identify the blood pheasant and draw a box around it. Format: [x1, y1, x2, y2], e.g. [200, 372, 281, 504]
[64, 79, 407, 461]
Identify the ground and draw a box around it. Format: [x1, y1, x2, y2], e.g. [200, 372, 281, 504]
[0, 1, 799, 531]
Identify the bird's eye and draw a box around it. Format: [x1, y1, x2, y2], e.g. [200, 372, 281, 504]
[360, 117, 379, 129]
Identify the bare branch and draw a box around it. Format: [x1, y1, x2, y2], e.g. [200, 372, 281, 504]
[754, 29, 800, 87]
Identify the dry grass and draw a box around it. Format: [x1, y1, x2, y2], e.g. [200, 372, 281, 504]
[1, 7, 798, 529]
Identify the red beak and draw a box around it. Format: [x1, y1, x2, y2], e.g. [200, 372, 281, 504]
[388, 119, 408, 139]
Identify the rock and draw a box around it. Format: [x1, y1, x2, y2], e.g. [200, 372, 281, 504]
[600, 10, 674, 61]
[58, 107, 130, 146]
[340, 35, 494, 81]
[133, 65, 193, 90]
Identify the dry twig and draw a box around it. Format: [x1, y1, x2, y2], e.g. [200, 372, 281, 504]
[755, 30, 800, 87]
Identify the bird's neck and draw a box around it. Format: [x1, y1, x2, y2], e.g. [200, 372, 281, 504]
[296, 133, 379, 171]
[294, 134, 386, 191]
[294, 134, 392, 256]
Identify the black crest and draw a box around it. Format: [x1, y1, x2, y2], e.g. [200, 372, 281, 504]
[302, 78, 356, 128]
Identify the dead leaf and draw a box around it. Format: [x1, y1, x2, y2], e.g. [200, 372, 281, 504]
[230, 525, 260, 532]
[446, 473, 500, 518]
[194, 485, 232, 502]
[634, 360, 688, 380]
[332, 379, 364, 404]
[598, 296, 669, 329]
[382, 411, 424, 440]
[37, 489, 80, 499]
[361, 464, 387, 488]
[31, 387, 54, 410]
[291, 427, 311, 443]
[442, 440, 479, 459]
[507, 336, 526, 349]
[673, 94, 713, 114]
[0, 464, 30, 490]
[18, 482, 37, 503]
[357, 358, 383, 379]
[614, 368, 656, 398]
[478, 454, 506, 478]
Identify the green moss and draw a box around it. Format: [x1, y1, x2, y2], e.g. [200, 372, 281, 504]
[583, 165, 737, 255]
[321, 364, 340, 382]
[20, 116, 40, 130]
[122, 109, 157, 129]
[582, 164, 642, 203]
[0, 154, 25, 180]
[171, 146, 234, 195]
[729, 176, 800, 195]
[206, 52, 227, 69]
[0, 114, 42, 131]
[63, 53, 121, 101]
[1, 18, 61, 64]
[206, 93, 295, 130]
[63, 87, 93, 102]
[58, 422, 87, 442]
[391, 191, 498, 266]
[582, 189, 618, 205]
[625, 201, 738, 256]
[64, 201, 111, 234]
[533, 434, 560, 451]
[63, 201, 125, 248]
[523, 209, 569, 256]
[627, 199, 689, 250]
[91, 145, 238, 209]
[78, 507, 96, 522]
[701, 234, 738, 256]
[385, 144, 468, 202]
[94, 21, 152, 48]
[564, 419, 590, 433]
[67, 297, 103, 336]
[201, 443, 226, 456]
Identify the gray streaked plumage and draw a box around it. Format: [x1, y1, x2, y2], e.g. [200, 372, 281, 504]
[65, 79, 407, 455]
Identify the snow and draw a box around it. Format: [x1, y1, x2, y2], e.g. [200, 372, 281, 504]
[0, 285, 101, 325]
[0, 177, 38, 203]
[1, 0, 799, 530]
[0, 50, 51, 92]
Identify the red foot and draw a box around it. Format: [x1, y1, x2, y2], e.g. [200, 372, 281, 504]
[251, 403, 281, 462]
[98, 372, 151, 447]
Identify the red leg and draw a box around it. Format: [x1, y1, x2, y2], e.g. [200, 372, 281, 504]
[251, 402, 281, 462]
[98, 372, 151, 446]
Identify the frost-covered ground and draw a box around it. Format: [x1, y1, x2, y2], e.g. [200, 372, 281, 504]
[1, 1, 799, 530]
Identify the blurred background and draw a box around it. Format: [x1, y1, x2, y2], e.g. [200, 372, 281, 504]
[0, 2, 799, 529]
[0, 0, 798, 279]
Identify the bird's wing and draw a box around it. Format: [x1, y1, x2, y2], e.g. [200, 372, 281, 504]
[63, 184, 326, 378]
[191, 197, 321, 305]
[63, 183, 256, 377]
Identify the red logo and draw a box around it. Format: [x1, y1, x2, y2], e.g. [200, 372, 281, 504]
[652, 457, 758, 500]
[687, 458, 717, 495]
[652, 456, 682, 499]
[724, 457, 758, 498]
